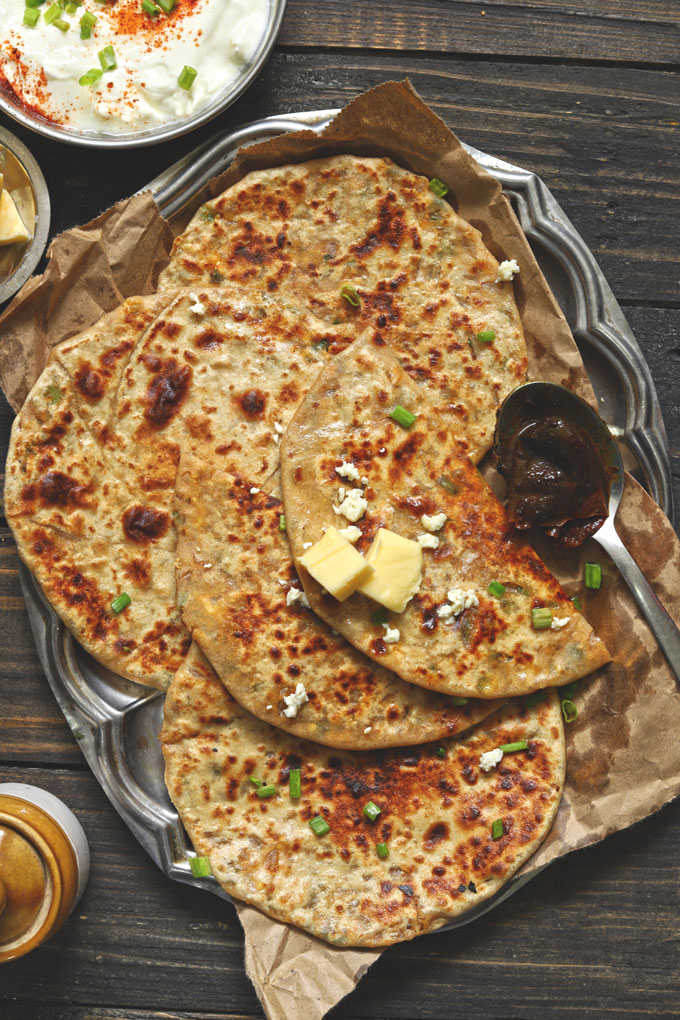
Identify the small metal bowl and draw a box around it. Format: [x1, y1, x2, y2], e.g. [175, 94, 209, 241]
[0, 0, 287, 150]
[0, 127, 50, 304]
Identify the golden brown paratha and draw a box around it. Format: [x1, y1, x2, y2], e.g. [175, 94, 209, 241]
[160, 155, 527, 463]
[161, 643, 566, 948]
[174, 453, 502, 749]
[281, 335, 611, 699]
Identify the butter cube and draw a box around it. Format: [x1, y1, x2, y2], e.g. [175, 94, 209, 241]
[358, 528, 423, 613]
[299, 526, 374, 601]
[0, 189, 30, 246]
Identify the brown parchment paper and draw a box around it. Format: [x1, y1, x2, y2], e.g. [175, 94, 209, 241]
[2, 81, 679, 1020]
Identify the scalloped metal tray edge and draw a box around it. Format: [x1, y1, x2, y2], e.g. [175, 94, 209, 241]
[19, 109, 674, 936]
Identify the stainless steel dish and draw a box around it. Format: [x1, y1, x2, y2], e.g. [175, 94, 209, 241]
[18, 110, 674, 929]
[0, 126, 50, 303]
[0, 0, 287, 149]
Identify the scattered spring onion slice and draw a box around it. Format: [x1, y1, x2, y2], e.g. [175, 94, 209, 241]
[488, 580, 505, 599]
[178, 64, 197, 90]
[79, 10, 97, 37]
[53, 15, 69, 29]
[98, 45, 117, 71]
[340, 284, 360, 307]
[450, 696, 468, 706]
[532, 606, 553, 630]
[561, 699, 578, 723]
[584, 562, 602, 589]
[371, 607, 390, 626]
[363, 800, 381, 822]
[111, 592, 131, 614]
[256, 784, 277, 799]
[436, 747, 446, 758]
[376, 842, 389, 859]
[249, 776, 262, 788]
[189, 856, 212, 877]
[26, 0, 45, 8]
[79, 68, 103, 86]
[476, 330, 496, 343]
[157, 0, 176, 10]
[44, 2, 60, 23]
[23, 7, 40, 25]
[491, 818, 504, 840]
[429, 177, 448, 198]
[309, 815, 330, 837]
[437, 475, 458, 495]
[279, 514, 286, 533]
[499, 740, 528, 753]
[289, 768, 301, 799]
[572, 595, 582, 611]
[389, 404, 416, 429]
[64, 1, 79, 12]
[142, 0, 161, 13]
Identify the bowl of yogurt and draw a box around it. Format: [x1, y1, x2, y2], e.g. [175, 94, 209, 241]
[0, 0, 285, 147]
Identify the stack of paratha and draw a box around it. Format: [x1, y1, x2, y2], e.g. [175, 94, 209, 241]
[5, 155, 611, 946]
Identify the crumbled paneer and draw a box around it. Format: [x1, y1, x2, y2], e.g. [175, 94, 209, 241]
[282, 682, 309, 718]
[437, 603, 456, 620]
[335, 460, 361, 483]
[364, 725, 372, 734]
[274, 421, 284, 434]
[421, 512, 447, 533]
[286, 587, 311, 609]
[272, 433, 280, 445]
[382, 623, 400, 644]
[250, 487, 260, 495]
[496, 258, 520, 282]
[551, 616, 570, 629]
[266, 704, 273, 711]
[188, 293, 205, 315]
[417, 533, 440, 550]
[447, 588, 479, 615]
[479, 747, 504, 772]
[338, 525, 362, 543]
[302, 542, 312, 549]
[332, 488, 369, 522]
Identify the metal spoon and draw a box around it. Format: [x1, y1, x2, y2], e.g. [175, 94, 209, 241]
[496, 381, 680, 682]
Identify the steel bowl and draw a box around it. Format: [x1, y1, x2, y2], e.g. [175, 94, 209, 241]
[0, 0, 287, 149]
[0, 126, 50, 303]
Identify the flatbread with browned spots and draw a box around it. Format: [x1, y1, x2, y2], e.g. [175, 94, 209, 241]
[281, 336, 611, 699]
[161, 643, 566, 947]
[174, 453, 502, 749]
[159, 155, 527, 463]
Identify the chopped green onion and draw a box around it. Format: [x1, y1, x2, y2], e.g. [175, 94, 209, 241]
[340, 284, 360, 307]
[436, 747, 446, 758]
[189, 856, 212, 877]
[429, 177, 448, 198]
[561, 699, 578, 724]
[526, 690, 547, 709]
[44, 2, 60, 23]
[389, 404, 416, 429]
[450, 696, 468, 706]
[309, 815, 330, 837]
[178, 64, 198, 90]
[376, 842, 389, 859]
[584, 562, 602, 589]
[499, 740, 529, 753]
[25, 0, 45, 7]
[437, 475, 458, 495]
[249, 776, 262, 788]
[476, 330, 496, 343]
[572, 595, 582, 611]
[23, 8, 40, 25]
[79, 10, 97, 36]
[142, 0, 160, 12]
[256, 784, 277, 799]
[532, 607, 553, 630]
[157, 0, 176, 10]
[279, 514, 286, 532]
[98, 45, 117, 71]
[491, 818, 504, 840]
[64, 1, 79, 12]
[370, 607, 390, 626]
[111, 592, 131, 614]
[312, 338, 330, 351]
[53, 15, 69, 29]
[363, 800, 381, 822]
[79, 68, 103, 86]
[289, 768, 301, 799]
[487, 580, 505, 599]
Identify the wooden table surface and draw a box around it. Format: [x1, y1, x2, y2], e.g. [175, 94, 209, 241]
[1, 2, 679, 1018]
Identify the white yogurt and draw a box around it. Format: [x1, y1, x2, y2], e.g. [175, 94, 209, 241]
[0, 0, 269, 133]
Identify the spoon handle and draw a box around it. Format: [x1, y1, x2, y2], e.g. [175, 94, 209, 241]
[594, 522, 680, 684]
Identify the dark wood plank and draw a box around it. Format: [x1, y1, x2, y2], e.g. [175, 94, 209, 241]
[0, 766, 678, 1019]
[279, 0, 680, 65]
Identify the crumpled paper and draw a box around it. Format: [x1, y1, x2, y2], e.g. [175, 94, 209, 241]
[1, 81, 679, 1020]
